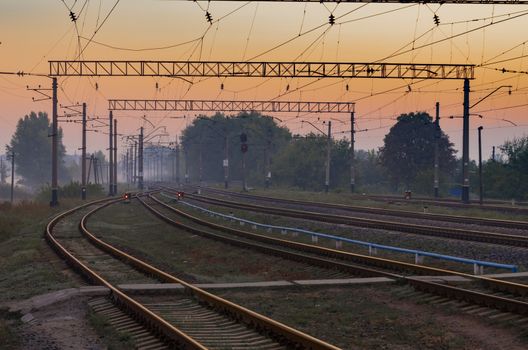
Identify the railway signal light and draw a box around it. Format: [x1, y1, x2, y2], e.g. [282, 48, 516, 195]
[240, 133, 247, 143]
[241, 144, 248, 153]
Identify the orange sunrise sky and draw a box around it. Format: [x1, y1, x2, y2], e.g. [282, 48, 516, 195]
[1, 0, 527, 160]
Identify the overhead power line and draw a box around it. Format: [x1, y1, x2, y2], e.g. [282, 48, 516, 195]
[185, 0, 528, 4]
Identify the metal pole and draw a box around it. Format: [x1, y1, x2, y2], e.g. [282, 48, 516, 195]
[462, 78, 470, 203]
[108, 111, 113, 196]
[350, 112, 355, 193]
[50, 77, 59, 206]
[160, 148, 164, 182]
[242, 148, 247, 192]
[478, 126, 483, 205]
[199, 133, 203, 193]
[113, 119, 117, 194]
[184, 149, 189, 184]
[176, 143, 181, 186]
[81, 103, 87, 200]
[125, 149, 129, 185]
[87, 155, 93, 184]
[10, 152, 15, 204]
[492, 146, 496, 162]
[224, 135, 229, 189]
[94, 158, 99, 185]
[433, 102, 440, 198]
[325, 121, 332, 193]
[133, 141, 137, 184]
[138, 127, 144, 190]
[265, 129, 271, 189]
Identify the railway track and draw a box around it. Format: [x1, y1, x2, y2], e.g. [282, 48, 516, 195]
[146, 191, 528, 317]
[178, 189, 528, 248]
[188, 186, 528, 230]
[46, 197, 340, 349]
[190, 184, 528, 213]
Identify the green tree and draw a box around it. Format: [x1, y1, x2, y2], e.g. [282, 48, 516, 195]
[478, 136, 528, 200]
[180, 112, 291, 185]
[272, 135, 354, 191]
[7, 112, 67, 189]
[379, 112, 457, 192]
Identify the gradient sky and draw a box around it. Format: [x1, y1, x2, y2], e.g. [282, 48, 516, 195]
[1, 0, 527, 161]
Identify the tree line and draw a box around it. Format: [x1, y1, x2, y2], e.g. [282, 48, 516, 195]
[5, 110, 528, 200]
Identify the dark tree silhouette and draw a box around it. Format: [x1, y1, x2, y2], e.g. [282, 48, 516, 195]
[7, 111, 67, 188]
[379, 112, 456, 190]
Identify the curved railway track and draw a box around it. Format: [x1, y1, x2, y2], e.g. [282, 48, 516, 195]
[146, 191, 528, 317]
[46, 197, 340, 349]
[187, 186, 528, 230]
[178, 189, 528, 248]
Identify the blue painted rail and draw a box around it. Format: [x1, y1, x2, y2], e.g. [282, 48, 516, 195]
[159, 192, 518, 275]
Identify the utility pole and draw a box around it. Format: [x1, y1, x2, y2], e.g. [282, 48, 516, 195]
[9, 152, 15, 204]
[461, 78, 470, 203]
[94, 157, 99, 185]
[433, 102, 440, 198]
[478, 126, 484, 205]
[492, 146, 496, 162]
[265, 127, 272, 189]
[325, 121, 332, 193]
[350, 112, 355, 193]
[87, 155, 93, 184]
[184, 149, 189, 184]
[199, 133, 203, 193]
[133, 141, 137, 184]
[240, 133, 248, 192]
[160, 147, 164, 182]
[0, 157, 6, 184]
[125, 149, 129, 185]
[108, 111, 114, 196]
[224, 135, 229, 189]
[113, 119, 118, 195]
[81, 103, 87, 200]
[138, 127, 144, 190]
[50, 78, 59, 207]
[176, 141, 181, 186]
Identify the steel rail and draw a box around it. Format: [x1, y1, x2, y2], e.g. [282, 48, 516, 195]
[192, 186, 528, 230]
[347, 193, 528, 214]
[152, 191, 528, 315]
[45, 198, 207, 349]
[79, 196, 340, 350]
[154, 191, 528, 298]
[185, 193, 528, 247]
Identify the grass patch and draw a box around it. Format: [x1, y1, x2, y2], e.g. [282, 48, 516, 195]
[0, 309, 21, 350]
[88, 311, 135, 350]
[0, 199, 97, 303]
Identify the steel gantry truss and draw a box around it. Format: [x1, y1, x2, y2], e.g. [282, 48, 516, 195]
[109, 98, 355, 191]
[49, 61, 474, 80]
[51, 59, 476, 202]
[108, 99, 355, 113]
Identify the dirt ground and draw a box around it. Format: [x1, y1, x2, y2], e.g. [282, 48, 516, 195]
[2, 296, 104, 350]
